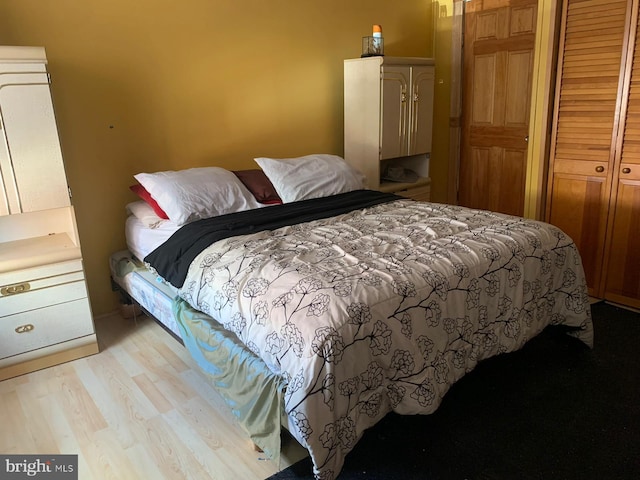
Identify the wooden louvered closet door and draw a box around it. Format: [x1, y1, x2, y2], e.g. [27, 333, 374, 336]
[547, 0, 640, 307]
[603, 0, 640, 307]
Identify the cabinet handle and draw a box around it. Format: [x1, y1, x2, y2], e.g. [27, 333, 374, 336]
[413, 92, 419, 102]
[15, 324, 35, 334]
[622, 167, 631, 174]
[401, 92, 407, 103]
[1, 282, 31, 296]
[595, 166, 605, 173]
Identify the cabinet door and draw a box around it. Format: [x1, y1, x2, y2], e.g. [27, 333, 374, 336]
[409, 66, 435, 156]
[0, 70, 70, 215]
[546, 0, 629, 295]
[603, 7, 640, 307]
[380, 66, 410, 160]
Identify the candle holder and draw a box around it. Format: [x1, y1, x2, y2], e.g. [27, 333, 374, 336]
[361, 36, 384, 57]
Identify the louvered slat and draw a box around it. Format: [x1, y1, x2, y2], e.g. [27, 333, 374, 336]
[621, 12, 640, 163]
[553, 0, 628, 164]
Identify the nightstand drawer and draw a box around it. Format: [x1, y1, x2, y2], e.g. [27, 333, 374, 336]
[0, 259, 83, 287]
[1, 277, 88, 317]
[0, 298, 93, 359]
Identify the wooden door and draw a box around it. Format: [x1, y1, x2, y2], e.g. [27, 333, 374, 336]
[603, 0, 640, 307]
[380, 66, 410, 160]
[546, 0, 631, 295]
[459, 0, 538, 216]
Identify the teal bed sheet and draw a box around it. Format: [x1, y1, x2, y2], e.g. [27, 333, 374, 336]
[173, 298, 286, 461]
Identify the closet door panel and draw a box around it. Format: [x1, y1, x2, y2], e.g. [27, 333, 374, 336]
[604, 6, 640, 306]
[603, 170, 640, 306]
[546, 0, 630, 295]
[548, 173, 609, 292]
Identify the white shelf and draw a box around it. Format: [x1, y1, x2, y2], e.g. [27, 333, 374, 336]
[0, 46, 46, 63]
[379, 176, 431, 193]
[0, 233, 81, 273]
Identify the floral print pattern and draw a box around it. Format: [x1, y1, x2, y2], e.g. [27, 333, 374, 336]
[177, 199, 593, 480]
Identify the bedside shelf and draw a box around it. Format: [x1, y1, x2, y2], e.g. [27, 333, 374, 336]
[379, 177, 431, 202]
[379, 176, 431, 193]
[0, 233, 81, 273]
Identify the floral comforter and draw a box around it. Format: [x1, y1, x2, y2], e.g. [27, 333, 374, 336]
[174, 197, 593, 480]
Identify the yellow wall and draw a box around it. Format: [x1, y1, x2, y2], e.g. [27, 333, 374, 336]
[0, 0, 434, 316]
[430, 1, 453, 204]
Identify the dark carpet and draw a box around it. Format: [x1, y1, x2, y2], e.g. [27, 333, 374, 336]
[267, 301, 640, 480]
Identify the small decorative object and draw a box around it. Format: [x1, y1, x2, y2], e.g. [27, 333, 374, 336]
[361, 24, 384, 57]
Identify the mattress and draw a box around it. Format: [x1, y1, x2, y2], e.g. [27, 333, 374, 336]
[124, 214, 178, 262]
[109, 249, 182, 339]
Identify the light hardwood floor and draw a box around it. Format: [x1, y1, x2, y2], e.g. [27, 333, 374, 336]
[0, 311, 308, 479]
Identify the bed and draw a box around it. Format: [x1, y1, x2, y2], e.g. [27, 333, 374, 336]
[111, 155, 593, 480]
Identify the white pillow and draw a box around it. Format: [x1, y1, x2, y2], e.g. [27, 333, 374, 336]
[134, 167, 264, 225]
[126, 201, 167, 229]
[254, 154, 366, 203]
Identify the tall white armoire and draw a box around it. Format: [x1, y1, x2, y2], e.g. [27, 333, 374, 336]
[344, 56, 435, 202]
[0, 46, 98, 380]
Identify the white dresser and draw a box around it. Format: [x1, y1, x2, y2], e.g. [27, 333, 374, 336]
[0, 46, 98, 380]
[344, 56, 435, 201]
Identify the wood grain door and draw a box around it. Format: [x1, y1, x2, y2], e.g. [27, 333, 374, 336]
[459, 0, 538, 216]
[603, 0, 640, 307]
[546, 0, 631, 295]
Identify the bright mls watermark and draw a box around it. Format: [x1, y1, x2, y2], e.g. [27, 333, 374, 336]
[0, 455, 77, 479]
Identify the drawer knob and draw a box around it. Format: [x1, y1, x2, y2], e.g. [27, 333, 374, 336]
[622, 167, 631, 174]
[15, 324, 35, 334]
[595, 166, 605, 173]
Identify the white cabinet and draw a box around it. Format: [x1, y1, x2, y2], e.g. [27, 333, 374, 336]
[344, 56, 435, 199]
[379, 64, 435, 160]
[0, 261, 93, 358]
[0, 49, 70, 215]
[0, 46, 98, 380]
